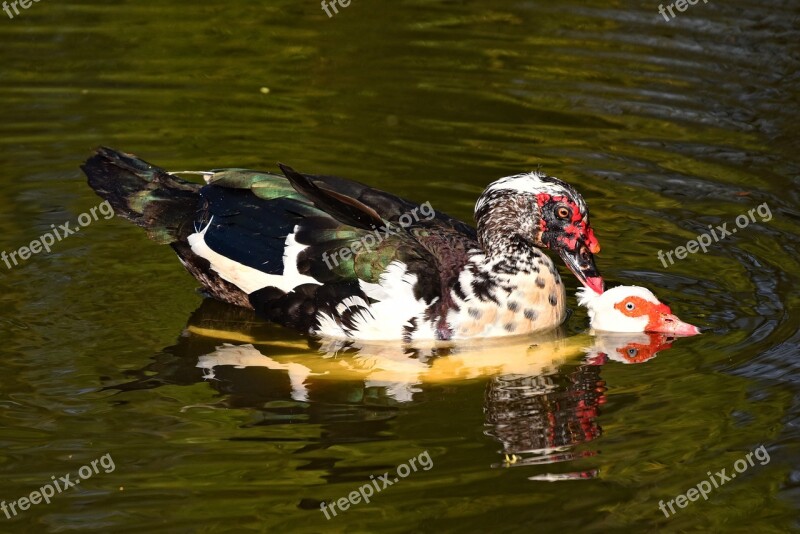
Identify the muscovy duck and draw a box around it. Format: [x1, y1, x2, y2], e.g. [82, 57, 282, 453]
[83, 147, 603, 341]
[577, 285, 700, 335]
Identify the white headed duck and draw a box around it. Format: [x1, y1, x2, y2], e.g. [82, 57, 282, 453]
[577, 285, 700, 336]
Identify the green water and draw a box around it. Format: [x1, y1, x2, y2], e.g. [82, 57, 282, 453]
[1, 0, 799, 532]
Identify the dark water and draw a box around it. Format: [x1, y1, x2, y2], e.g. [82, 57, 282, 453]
[1, 0, 799, 532]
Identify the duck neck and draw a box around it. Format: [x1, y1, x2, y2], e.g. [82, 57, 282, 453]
[470, 242, 555, 282]
[475, 191, 542, 258]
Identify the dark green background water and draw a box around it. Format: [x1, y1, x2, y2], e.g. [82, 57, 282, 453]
[1, 0, 799, 532]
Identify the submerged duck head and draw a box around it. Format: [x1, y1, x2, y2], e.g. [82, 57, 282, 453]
[577, 285, 700, 335]
[474, 172, 604, 294]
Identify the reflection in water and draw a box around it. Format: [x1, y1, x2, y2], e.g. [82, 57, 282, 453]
[485, 366, 604, 473]
[485, 333, 676, 480]
[113, 299, 679, 477]
[587, 333, 677, 366]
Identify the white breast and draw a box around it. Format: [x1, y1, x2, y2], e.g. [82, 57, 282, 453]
[447, 253, 566, 339]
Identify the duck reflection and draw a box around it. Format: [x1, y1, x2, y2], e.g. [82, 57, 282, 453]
[484, 332, 676, 479]
[111, 299, 678, 470]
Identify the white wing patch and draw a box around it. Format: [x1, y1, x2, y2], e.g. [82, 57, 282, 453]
[187, 220, 320, 295]
[336, 296, 370, 315]
[281, 232, 321, 290]
[314, 261, 437, 340]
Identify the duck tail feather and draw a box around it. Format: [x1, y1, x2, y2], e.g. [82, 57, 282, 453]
[82, 147, 201, 244]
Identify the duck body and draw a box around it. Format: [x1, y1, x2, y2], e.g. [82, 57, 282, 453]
[83, 148, 602, 341]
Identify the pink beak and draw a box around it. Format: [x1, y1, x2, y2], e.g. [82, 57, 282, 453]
[583, 276, 604, 295]
[651, 313, 701, 336]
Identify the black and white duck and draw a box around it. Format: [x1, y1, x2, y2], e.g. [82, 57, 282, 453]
[83, 147, 604, 341]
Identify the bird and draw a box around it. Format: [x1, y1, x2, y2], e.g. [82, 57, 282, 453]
[577, 285, 700, 336]
[82, 147, 604, 342]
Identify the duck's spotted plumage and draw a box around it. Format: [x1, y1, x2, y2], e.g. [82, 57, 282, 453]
[83, 147, 603, 341]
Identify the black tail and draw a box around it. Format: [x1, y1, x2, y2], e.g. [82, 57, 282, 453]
[82, 147, 202, 244]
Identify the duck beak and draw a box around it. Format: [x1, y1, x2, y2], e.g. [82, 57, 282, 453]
[558, 245, 604, 295]
[651, 313, 701, 336]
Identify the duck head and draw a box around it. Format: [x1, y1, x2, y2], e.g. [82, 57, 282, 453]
[475, 172, 604, 294]
[577, 285, 700, 335]
[585, 332, 679, 365]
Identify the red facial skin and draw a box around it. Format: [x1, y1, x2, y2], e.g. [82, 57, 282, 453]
[535, 194, 600, 253]
[615, 334, 675, 363]
[536, 195, 549, 236]
[585, 226, 600, 254]
[535, 193, 603, 293]
[614, 297, 701, 336]
[587, 333, 676, 365]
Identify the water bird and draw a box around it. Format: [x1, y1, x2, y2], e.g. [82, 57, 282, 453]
[577, 285, 700, 336]
[83, 147, 604, 341]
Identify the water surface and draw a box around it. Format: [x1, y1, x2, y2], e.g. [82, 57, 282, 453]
[1, 0, 799, 532]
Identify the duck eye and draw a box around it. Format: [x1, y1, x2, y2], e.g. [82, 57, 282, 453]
[625, 302, 635, 311]
[627, 348, 638, 357]
[556, 206, 570, 219]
